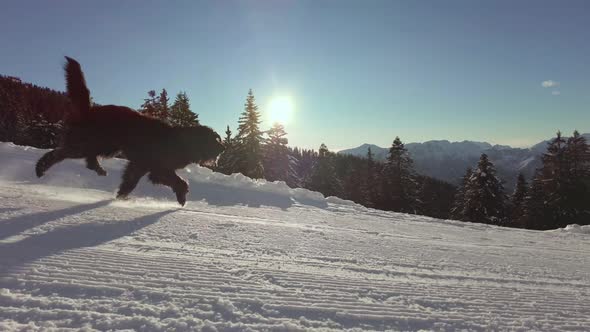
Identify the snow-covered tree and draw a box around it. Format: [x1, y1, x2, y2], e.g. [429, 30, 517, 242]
[562, 130, 590, 225]
[380, 137, 419, 213]
[451, 167, 473, 220]
[462, 154, 506, 225]
[509, 173, 528, 227]
[27, 114, 63, 148]
[521, 170, 550, 229]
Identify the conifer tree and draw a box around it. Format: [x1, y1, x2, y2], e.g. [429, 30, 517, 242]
[140, 90, 159, 118]
[451, 167, 473, 220]
[216, 125, 237, 175]
[223, 125, 233, 146]
[539, 131, 569, 227]
[521, 170, 550, 229]
[563, 130, 590, 225]
[364, 147, 380, 208]
[263, 123, 289, 182]
[169, 92, 199, 127]
[344, 164, 365, 204]
[418, 176, 456, 219]
[510, 173, 528, 227]
[234, 89, 264, 179]
[286, 147, 304, 188]
[157, 89, 169, 122]
[308, 144, 342, 197]
[27, 113, 63, 148]
[380, 137, 419, 213]
[462, 154, 506, 225]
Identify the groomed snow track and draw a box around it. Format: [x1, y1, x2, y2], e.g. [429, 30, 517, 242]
[0, 143, 589, 331]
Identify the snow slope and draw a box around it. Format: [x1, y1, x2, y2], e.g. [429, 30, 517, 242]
[1, 143, 589, 331]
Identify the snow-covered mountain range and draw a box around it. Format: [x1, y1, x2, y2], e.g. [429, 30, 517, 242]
[339, 133, 590, 188]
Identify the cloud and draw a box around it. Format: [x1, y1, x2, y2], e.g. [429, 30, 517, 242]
[542, 80, 559, 88]
[552, 91, 561, 95]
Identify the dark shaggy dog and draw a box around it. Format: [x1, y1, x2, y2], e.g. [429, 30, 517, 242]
[36, 57, 224, 205]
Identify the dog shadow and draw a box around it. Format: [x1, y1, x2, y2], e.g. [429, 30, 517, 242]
[0, 207, 22, 214]
[0, 208, 173, 273]
[0, 201, 111, 240]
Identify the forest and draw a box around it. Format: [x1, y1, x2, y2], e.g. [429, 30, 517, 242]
[1, 75, 588, 230]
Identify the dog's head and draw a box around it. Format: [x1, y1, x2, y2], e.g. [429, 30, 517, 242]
[177, 125, 225, 166]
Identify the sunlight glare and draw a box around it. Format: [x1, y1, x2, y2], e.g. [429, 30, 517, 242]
[267, 96, 294, 125]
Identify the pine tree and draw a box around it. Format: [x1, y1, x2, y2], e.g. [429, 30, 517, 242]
[451, 167, 473, 220]
[27, 113, 63, 148]
[563, 130, 590, 225]
[157, 89, 169, 122]
[286, 147, 303, 188]
[521, 170, 550, 230]
[343, 163, 365, 204]
[380, 137, 419, 213]
[140, 90, 159, 118]
[234, 89, 264, 179]
[418, 176, 457, 219]
[263, 123, 289, 182]
[462, 154, 506, 225]
[364, 147, 380, 207]
[308, 144, 342, 197]
[539, 131, 569, 228]
[510, 173, 528, 227]
[169, 92, 199, 127]
[216, 125, 238, 175]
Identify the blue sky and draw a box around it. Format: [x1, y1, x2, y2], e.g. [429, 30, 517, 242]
[1, 1, 589, 150]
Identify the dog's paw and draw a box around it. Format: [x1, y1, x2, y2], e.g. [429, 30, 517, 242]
[175, 192, 187, 206]
[116, 193, 129, 201]
[97, 169, 108, 176]
[35, 163, 45, 178]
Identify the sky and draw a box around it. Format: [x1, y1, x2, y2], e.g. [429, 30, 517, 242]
[1, 0, 589, 150]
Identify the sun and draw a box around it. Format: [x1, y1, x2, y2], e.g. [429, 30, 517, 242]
[267, 96, 294, 125]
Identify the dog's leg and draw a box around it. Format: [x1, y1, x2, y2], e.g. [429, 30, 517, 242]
[116, 162, 147, 200]
[148, 169, 189, 206]
[36, 148, 80, 177]
[86, 156, 107, 176]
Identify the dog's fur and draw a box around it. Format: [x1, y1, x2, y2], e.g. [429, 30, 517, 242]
[36, 57, 224, 205]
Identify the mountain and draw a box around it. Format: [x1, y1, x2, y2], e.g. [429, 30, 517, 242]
[339, 133, 590, 188]
[0, 142, 588, 330]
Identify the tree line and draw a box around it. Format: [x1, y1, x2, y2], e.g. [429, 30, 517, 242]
[1, 76, 588, 229]
[450, 130, 590, 230]
[0, 75, 70, 148]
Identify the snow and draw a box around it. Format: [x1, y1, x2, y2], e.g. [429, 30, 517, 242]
[1, 142, 589, 331]
[556, 224, 590, 235]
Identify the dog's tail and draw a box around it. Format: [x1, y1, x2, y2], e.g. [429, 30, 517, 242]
[64, 56, 91, 121]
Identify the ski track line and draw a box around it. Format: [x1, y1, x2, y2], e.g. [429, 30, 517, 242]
[1, 184, 590, 331]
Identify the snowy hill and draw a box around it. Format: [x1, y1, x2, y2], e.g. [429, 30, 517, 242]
[339, 134, 590, 187]
[1, 143, 589, 331]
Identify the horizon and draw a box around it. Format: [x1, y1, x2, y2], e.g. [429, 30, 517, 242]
[1, 1, 589, 150]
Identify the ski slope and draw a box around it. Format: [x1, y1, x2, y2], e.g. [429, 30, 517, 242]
[0, 143, 589, 331]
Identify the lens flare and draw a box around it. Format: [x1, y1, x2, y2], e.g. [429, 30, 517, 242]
[267, 96, 294, 125]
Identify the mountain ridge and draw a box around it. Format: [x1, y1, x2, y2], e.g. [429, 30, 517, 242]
[339, 133, 590, 187]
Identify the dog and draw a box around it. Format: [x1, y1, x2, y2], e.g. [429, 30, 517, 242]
[36, 57, 224, 205]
